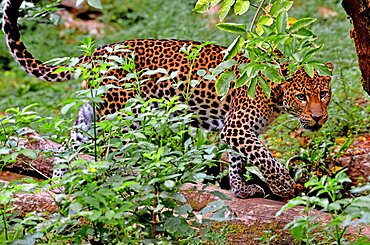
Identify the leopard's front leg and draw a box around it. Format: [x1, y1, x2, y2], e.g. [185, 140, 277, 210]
[228, 153, 265, 198]
[221, 122, 295, 198]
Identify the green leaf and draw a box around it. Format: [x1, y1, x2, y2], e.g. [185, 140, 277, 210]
[88, 210, 102, 221]
[216, 23, 247, 34]
[259, 77, 271, 98]
[193, 0, 221, 13]
[256, 16, 273, 35]
[141, 68, 167, 77]
[290, 224, 304, 241]
[216, 71, 235, 98]
[247, 77, 258, 98]
[177, 204, 193, 215]
[49, 13, 60, 26]
[289, 18, 316, 33]
[276, 10, 287, 33]
[21, 149, 37, 160]
[235, 70, 250, 88]
[87, 0, 102, 9]
[276, 197, 306, 216]
[328, 202, 342, 212]
[245, 165, 265, 181]
[76, 0, 84, 7]
[262, 67, 282, 83]
[61, 102, 76, 115]
[302, 45, 323, 62]
[210, 0, 222, 8]
[296, 27, 315, 37]
[234, 0, 250, 15]
[105, 210, 115, 220]
[212, 60, 237, 77]
[164, 180, 175, 188]
[199, 200, 225, 214]
[164, 217, 195, 236]
[309, 62, 332, 76]
[224, 35, 245, 60]
[209, 206, 232, 221]
[219, 0, 235, 21]
[211, 190, 231, 200]
[303, 63, 314, 78]
[193, 0, 210, 13]
[270, 1, 293, 17]
[335, 170, 352, 184]
[197, 69, 207, 77]
[0, 148, 11, 155]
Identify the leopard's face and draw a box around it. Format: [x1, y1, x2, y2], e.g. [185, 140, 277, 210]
[281, 68, 332, 131]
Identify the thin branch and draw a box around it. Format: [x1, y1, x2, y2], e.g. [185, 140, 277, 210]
[249, 0, 266, 32]
[20, 159, 50, 179]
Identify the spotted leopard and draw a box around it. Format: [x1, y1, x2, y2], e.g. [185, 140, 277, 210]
[2, 0, 333, 198]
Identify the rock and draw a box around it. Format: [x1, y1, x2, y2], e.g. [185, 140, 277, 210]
[2, 130, 94, 179]
[183, 183, 370, 244]
[337, 135, 370, 185]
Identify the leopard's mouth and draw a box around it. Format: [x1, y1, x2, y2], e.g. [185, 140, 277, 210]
[302, 122, 322, 132]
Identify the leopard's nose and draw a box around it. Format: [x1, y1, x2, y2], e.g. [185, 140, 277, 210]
[311, 114, 323, 122]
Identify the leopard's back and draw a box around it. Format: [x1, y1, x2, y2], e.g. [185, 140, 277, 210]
[95, 39, 246, 130]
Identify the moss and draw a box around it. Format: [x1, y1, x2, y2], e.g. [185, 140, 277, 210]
[219, 220, 296, 245]
[183, 189, 216, 212]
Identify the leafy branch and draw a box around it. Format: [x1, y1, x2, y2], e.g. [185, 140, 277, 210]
[193, 0, 332, 98]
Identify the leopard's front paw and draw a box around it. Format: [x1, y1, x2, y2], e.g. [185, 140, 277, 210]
[230, 180, 265, 198]
[267, 173, 296, 198]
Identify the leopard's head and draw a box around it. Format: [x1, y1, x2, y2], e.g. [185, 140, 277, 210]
[281, 62, 333, 131]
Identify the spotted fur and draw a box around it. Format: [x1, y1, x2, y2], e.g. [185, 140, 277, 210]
[3, 0, 333, 198]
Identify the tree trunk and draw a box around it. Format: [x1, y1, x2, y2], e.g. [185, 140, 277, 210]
[342, 0, 370, 96]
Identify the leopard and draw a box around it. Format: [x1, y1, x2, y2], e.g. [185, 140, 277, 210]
[2, 0, 333, 198]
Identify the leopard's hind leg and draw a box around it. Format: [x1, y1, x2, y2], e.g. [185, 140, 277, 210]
[52, 103, 94, 178]
[70, 103, 95, 143]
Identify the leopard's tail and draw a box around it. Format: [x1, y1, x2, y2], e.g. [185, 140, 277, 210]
[2, 0, 73, 82]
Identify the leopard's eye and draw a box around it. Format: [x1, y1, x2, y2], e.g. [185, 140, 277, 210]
[296, 94, 306, 101]
[320, 91, 328, 99]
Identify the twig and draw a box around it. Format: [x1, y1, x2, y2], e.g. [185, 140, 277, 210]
[20, 159, 50, 179]
[249, 0, 266, 32]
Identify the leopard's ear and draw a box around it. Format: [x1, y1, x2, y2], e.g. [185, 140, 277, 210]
[323, 62, 334, 83]
[325, 62, 334, 75]
[279, 79, 292, 91]
[279, 65, 289, 77]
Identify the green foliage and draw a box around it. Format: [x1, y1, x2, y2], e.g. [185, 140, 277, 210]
[180, 42, 214, 104]
[277, 171, 369, 244]
[257, 230, 278, 245]
[284, 132, 353, 188]
[0, 104, 42, 146]
[48, 99, 228, 243]
[194, 0, 331, 98]
[0, 0, 62, 27]
[194, 0, 251, 21]
[0, 28, 230, 243]
[0, 97, 230, 243]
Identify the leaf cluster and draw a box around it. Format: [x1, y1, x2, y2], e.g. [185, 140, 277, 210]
[277, 170, 370, 244]
[194, 0, 332, 99]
